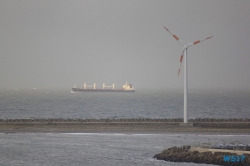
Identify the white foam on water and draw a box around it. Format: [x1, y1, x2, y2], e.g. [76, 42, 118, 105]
[60, 133, 127, 136]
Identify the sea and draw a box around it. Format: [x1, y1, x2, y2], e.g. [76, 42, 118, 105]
[0, 89, 250, 166]
[0, 89, 249, 119]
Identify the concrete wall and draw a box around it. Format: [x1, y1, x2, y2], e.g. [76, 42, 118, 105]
[1, 118, 250, 128]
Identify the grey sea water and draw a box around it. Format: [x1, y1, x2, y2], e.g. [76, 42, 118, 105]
[0, 89, 249, 119]
[1, 89, 250, 165]
[0, 133, 249, 166]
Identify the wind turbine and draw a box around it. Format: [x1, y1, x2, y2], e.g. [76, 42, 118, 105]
[163, 26, 213, 123]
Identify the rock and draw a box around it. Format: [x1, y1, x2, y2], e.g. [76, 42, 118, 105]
[154, 146, 250, 166]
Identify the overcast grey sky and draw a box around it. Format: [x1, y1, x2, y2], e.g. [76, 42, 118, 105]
[0, 0, 249, 90]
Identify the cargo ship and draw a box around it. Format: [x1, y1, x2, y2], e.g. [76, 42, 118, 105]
[71, 82, 135, 92]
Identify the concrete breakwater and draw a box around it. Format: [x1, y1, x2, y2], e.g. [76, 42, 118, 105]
[1, 118, 250, 133]
[154, 146, 250, 166]
[0, 118, 250, 127]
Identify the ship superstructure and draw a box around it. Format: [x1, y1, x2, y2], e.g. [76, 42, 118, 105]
[72, 82, 135, 92]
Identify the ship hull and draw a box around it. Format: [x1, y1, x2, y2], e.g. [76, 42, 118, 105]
[72, 88, 135, 92]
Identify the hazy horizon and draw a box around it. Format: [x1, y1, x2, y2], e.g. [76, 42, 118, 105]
[1, 0, 250, 90]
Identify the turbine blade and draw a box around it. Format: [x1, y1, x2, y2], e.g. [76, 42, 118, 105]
[180, 55, 183, 63]
[187, 36, 213, 46]
[178, 49, 185, 76]
[164, 26, 185, 46]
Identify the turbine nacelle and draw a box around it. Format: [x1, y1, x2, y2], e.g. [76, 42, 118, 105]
[163, 26, 213, 76]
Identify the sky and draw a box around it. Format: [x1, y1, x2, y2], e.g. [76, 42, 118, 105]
[0, 0, 250, 90]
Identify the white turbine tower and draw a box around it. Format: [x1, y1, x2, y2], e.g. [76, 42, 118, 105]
[163, 26, 213, 123]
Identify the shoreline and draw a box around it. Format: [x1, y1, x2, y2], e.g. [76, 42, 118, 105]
[1, 123, 250, 134]
[1, 118, 250, 133]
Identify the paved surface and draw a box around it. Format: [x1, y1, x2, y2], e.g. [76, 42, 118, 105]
[1, 122, 250, 133]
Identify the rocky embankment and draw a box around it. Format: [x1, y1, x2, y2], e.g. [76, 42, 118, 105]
[1, 118, 250, 123]
[1, 118, 250, 133]
[154, 146, 250, 166]
[1, 118, 250, 127]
